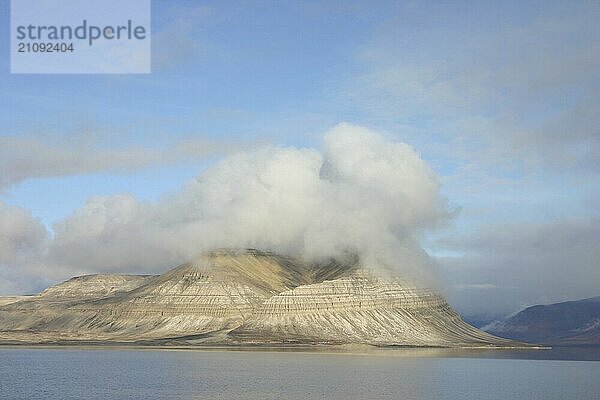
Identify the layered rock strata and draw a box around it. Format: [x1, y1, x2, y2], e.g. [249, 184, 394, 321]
[0, 249, 528, 347]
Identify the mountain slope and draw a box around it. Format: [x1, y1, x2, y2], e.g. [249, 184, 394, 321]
[0, 296, 32, 307]
[0, 249, 531, 347]
[232, 270, 513, 346]
[486, 296, 600, 345]
[40, 274, 153, 299]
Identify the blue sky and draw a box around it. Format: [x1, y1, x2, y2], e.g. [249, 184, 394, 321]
[1, 1, 598, 315]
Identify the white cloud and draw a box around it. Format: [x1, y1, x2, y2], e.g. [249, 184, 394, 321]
[0, 202, 46, 265]
[336, 2, 600, 171]
[1, 123, 449, 294]
[0, 202, 50, 294]
[0, 135, 241, 191]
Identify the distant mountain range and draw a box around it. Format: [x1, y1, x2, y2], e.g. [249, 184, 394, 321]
[461, 313, 506, 329]
[485, 296, 600, 346]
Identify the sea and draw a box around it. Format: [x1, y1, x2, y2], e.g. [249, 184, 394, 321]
[1, 346, 599, 400]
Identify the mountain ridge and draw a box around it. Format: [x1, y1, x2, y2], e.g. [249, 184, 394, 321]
[0, 249, 533, 348]
[485, 296, 600, 345]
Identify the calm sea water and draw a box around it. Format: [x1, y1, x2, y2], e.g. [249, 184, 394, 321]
[1, 347, 599, 400]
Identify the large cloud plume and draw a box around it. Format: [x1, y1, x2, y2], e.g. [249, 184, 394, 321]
[1, 124, 449, 293]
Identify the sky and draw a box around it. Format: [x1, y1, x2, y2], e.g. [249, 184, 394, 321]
[0, 0, 599, 317]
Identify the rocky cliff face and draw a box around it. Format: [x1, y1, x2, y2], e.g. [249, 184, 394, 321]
[232, 271, 512, 346]
[0, 249, 528, 347]
[39, 274, 153, 299]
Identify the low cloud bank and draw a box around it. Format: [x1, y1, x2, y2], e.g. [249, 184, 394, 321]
[437, 218, 600, 316]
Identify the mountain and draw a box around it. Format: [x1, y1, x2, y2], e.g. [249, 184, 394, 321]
[0, 249, 531, 347]
[0, 296, 32, 307]
[461, 313, 506, 329]
[485, 296, 600, 345]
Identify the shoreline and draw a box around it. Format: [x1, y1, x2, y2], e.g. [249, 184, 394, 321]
[0, 341, 550, 352]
